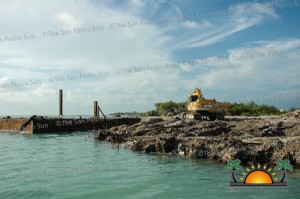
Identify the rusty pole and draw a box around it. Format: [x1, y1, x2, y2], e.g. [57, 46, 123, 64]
[59, 90, 63, 117]
[94, 101, 98, 118]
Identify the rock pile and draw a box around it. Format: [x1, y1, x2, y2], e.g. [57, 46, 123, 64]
[95, 111, 300, 166]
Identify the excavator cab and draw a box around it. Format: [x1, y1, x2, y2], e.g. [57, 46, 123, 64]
[188, 88, 204, 105]
[188, 95, 198, 104]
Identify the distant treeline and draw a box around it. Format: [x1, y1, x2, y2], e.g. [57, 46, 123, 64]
[225, 101, 282, 116]
[114, 101, 297, 117]
[144, 101, 187, 116]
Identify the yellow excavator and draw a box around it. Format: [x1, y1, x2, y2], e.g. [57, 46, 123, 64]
[186, 88, 230, 120]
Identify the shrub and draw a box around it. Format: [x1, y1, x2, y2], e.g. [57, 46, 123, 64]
[225, 101, 281, 116]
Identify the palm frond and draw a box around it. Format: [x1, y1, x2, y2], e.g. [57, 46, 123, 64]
[228, 160, 234, 164]
[225, 159, 243, 171]
[286, 165, 293, 172]
[283, 160, 290, 167]
[277, 159, 283, 164]
[225, 165, 231, 171]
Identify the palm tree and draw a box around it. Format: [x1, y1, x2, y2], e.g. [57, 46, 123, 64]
[225, 159, 242, 182]
[275, 159, 293, 182]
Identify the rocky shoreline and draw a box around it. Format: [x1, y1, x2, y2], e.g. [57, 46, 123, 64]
[95, 110, 300, 166]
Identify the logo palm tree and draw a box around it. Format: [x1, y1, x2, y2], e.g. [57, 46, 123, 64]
[275, 159, 293, 182]
[225, 159, 242, 182]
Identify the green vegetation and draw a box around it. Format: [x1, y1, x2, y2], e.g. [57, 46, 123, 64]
[225, 101, 282, 116]
[113, 100, 298, 117]
[146, 100, 283, 116]
[143, 110, 159, 117]
[144, 101, 187, 116]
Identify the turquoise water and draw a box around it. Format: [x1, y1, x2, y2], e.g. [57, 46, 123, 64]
[0, 132, 299, 199]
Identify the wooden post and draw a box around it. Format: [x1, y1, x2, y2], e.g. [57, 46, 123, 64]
[94, 101, 98, 118]
[59, 90, 63, 117]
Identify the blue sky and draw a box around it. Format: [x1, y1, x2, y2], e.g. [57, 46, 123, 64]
[0, 0, 299, 115]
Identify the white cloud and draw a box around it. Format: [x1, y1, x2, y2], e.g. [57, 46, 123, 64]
[0, 0, 299, 115]
[182, 21, 200, 29]
[192, 39, 300, 91]
[0, 0, 178, 114]
[0, 1, 172, 73]
[179, 63, 192, 72]
[55, 12, 81, 28]
[182, 20, 214, 30]
[172, 1, 278, 49]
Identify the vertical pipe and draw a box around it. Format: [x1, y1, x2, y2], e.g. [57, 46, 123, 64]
[59, 89, 63, 117]
[94, 101, 98, 118]
[97, 103, 99, 118]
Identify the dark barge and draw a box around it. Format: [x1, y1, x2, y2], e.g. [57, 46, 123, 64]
[0, 90, 141, 133]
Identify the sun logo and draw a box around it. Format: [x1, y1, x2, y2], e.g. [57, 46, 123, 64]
[225, 159, 293, 186]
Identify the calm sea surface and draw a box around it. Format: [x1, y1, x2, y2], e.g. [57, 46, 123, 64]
[0, 131, 299, 199]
